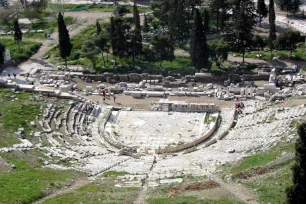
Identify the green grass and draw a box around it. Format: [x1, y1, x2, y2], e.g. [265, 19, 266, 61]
[0, 89, 42, 147]
[103, 171, 127, 177]
[42, 177, 139, 204]
[0, 89, 41, 133]
[244, 163, 293, 204]
[0, 39, 41, 63]
[147, 197, 245, 204]
[0, 151, 85, 204]
[228, 142, 295, 174]
[231, 43, 306, 61]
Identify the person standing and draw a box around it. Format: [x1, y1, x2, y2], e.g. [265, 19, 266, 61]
[113, 94, 116, 103]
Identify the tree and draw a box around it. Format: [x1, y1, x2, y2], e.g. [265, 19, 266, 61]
[0, 42, 5, 65]
[94, 33, 109, 67]
[286, 122, 306, 204]
[230, 0, 256, 63]
[210, 0, 227, 31]
[268, 0, 277, 52]
[257, 0, 268, 27]
[252, 35, 266, 52]
[203, 8, 210, 32]
[81, 40, 99, 69]
[151, 35, 175, 67]
[190, 9, 209, 71]
[143, 14, 149, 33]
[208, 39, 230, 62]
[96, 20, 101, 35]
[275, 0, 302, 16]
[58, 12, 72, 68]
[109, 17, 127, 65]
[274, 31, 301, 56]
[13, 19, 22, 50]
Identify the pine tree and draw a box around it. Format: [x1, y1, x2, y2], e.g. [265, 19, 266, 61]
[268, 0, 277, 51]
[203, 8, 210, 32]
[13, 19, 22, 50]
[231, 0, 256, 63]
[257, 0, 268, 27]
[96, 20, 101, 35]
[58, 12, 72, 68]
[286, 122, 306, 204]
[143, 14, 149, 33]
[190, 9, 209, 71]
[151, 35, 175, 68]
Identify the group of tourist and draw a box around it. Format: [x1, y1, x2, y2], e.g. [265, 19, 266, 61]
[100, 88, 117, 103]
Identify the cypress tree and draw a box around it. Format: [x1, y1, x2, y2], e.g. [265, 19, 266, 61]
[268, 0, 277, 51]
[13, 19, 22, 50]
[257, 0, 268, 27]
[58, 12, 72, 68]
[0, 42, 5, 64]
[96, 20, 101, 35]
[286, 123, 306, 204]
[203, 8, 210, 32]
[190, 9, 209, 71]
[143, 14, 149, 33]
[131, 2, 143, 67]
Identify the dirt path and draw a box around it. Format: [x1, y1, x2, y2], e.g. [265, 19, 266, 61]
[33, 178, 90, 204]
[212, 176, 259, 204]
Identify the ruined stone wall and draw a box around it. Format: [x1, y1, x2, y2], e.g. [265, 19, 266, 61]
[84, 73, 269, 83]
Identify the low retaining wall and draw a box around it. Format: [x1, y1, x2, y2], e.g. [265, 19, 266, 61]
[155, 114, 219, 154]
[83, 72, 269, 83]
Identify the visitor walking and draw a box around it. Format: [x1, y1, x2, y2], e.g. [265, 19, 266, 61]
[13, 73, 16, 79]
[113, 94, 116, 103]
[7, 73, 10, 78]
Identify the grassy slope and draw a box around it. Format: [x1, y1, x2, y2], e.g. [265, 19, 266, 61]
[147, 197, 244, 204]
[0, 89, 41, 147]
[42, 173, 140, 204]
[219, 139, 297, 204]
[0, 39, 41, 63]
[0, 89, 85, 203]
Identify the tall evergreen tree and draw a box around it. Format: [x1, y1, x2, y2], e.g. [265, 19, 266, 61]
[286, 122, 306, 204]
[190, 9, 209, 71]
[210, 0, 227, 31]
[13, 19, 22, 50]
[130, 2, 143, 67]
[268, 0, 277, 51]
[96, 20, 101, 35]
[231, 0, 256, 63]
[58, 12, 72, 68]
[175, 0, 187, 42]
[110, 17, 127, 64]
[0, 42, 5, 64]
[143, 14, 149, 33]
[160, 0, 171, 27]
[94, 33, 109, 67]
[151, 35, 175, 68]
[257, 0, 268, 27]
[276, 0, 302, 16]
[203, 8, 210, 32]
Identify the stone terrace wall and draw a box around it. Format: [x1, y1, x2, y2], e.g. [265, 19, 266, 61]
[83, 72, 269, 83]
